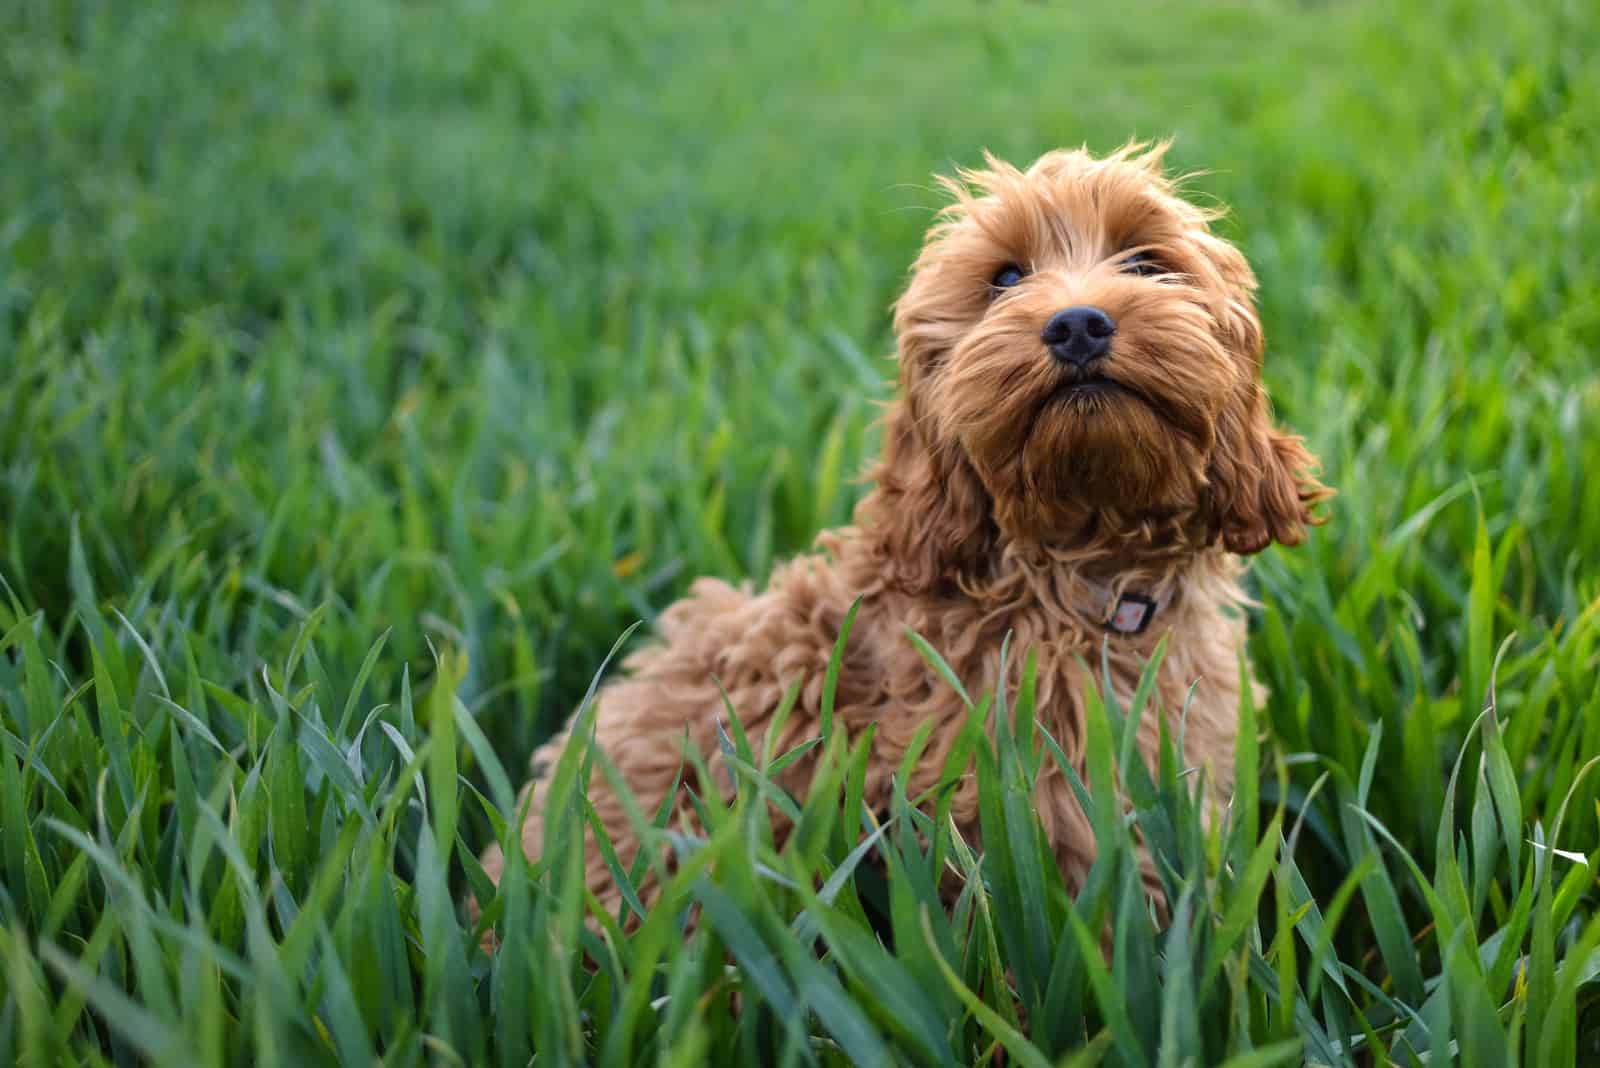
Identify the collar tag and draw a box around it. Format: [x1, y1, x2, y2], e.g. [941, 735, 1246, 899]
[1107, 592, 1158, 636]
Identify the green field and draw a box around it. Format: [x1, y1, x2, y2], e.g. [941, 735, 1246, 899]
[3, 0, 1598, 1063]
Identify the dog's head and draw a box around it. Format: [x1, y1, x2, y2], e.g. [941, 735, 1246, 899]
[867, 143, 1329, 591]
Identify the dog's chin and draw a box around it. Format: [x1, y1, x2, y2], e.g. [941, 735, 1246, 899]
[938, 346, 1215, 538]
[988, 384, 1207, 536]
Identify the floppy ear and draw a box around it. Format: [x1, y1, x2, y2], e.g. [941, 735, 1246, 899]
[856, 394, 995, 594]
[851, 246, 997, 594]
[1194, 240, 1330, 554]
[1206, 387, 1330, 555]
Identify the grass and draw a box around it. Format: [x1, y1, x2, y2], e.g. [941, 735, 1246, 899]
[2, 0, 1599, 1062]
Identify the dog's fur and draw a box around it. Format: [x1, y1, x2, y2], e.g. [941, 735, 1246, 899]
[478, 143, 1328, 918]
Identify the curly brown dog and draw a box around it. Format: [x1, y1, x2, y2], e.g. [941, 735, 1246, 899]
[478, 142, 1328, 921]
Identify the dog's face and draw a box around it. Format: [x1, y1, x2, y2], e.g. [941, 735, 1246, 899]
[888, 144, 1326, 561]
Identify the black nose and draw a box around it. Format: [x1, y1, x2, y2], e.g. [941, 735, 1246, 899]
[1041, 306, 1116, 366]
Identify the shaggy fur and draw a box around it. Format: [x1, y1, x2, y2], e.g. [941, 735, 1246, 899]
[477, 142, 1329, 920]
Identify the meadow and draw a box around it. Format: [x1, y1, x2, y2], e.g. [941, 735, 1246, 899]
[2, 0, 1598, 1063]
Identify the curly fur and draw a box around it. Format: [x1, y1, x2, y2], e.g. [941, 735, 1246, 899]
[477, 142, 1329, 922]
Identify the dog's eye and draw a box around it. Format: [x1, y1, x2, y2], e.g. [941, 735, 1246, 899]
[990, 264, 1027, 291]
[1120, 251, 1164, 277]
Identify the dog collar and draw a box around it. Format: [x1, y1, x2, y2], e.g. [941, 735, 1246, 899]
[1079, 579, 1173, 636]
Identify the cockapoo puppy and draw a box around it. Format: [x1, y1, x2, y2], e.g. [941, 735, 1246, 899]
[479, 142, 1328, 920]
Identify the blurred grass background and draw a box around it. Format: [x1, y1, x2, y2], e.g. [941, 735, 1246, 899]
[7, 0, 1596, 756]
[2, 0, 1598, 1063]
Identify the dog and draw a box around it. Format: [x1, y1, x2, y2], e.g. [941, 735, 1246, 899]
[477, 142, 1328, 924]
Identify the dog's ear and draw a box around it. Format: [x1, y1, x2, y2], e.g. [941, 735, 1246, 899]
[1194, 248, 1330, 554]
[852, 262, 997, 594]
[1197, 233, 1265, 364]
[857, 394, 994, 595]
[1206, 387, 1330, 555]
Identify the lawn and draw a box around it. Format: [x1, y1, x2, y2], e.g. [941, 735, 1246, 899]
[2, 0, 1598, 1063]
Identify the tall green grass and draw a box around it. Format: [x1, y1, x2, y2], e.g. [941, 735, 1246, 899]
[2, 0, 1598, 1062]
